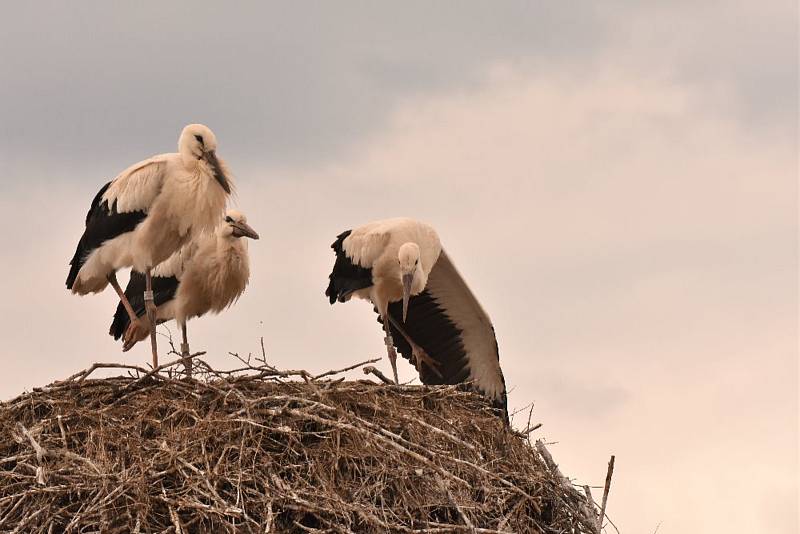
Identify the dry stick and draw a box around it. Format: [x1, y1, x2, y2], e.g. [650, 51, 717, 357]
[312, 358, 381, 380]
[56, 416, 68, 449]
[598, 455, 615, 531]
[583, 485, 601, 533]
[58, 362, 150, 384]
[524, 403, 535, 441]
[396, 415, 479, 454]
[17, 423, 54, 485]
[362, 365, 393, 384]
[328, 403, 539, 506]
[165, 493, 183, 534]
[535, 440, 595, 527]
[119, 355, 196, 391]
[9, 507, 46, 534]
[0, 495, 27, 528]
[258, 336, 276, 370]
[437, 478, 475, 532]
[283, 407, 472, 488]
[517, 423, 542, 437]
[509, 401, 535, 418]
[410, 527, 513, 534]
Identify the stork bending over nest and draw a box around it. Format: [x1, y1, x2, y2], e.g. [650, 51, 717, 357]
[325, 217, 507, 418]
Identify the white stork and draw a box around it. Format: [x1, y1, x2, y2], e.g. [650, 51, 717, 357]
[325, 217, 508, 418]
[109, 210, 258, 373]
[66, 124, 233, 367]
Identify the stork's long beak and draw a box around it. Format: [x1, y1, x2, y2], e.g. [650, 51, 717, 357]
[231, 221, 260, 240]
[204, 150, 231, 194]
[401, 273, 413, 322]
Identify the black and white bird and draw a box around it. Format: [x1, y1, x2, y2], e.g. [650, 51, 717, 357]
[109, 210, 258, 373]
[325, 217, 507, 417]
[66, 124, 233, 366]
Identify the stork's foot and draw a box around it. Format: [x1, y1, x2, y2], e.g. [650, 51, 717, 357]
[385, 336, 400, 384]
[122, 319, 150, 352]
[411, 345, 443, 379]
[181, 343, 193, 378]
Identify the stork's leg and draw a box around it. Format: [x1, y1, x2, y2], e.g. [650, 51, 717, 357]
[380, 311, 400, 384]
[107, 272, 138, 325]
[180, 321, 192, 378]
[144, 269, 159, 369]
[387, 316, 443, 379]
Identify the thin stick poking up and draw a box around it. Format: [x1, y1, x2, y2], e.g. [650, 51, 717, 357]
[598, 455, 615, 531]
[313, 358, 381, 380]
[362, 365, 393, 384]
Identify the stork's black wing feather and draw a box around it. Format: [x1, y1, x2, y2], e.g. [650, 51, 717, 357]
[382, 299, 507, 420]
[109, 271, 179, 340]
[380, 251, 508, 421]
[325, 230, 373, 304]
[66, 182, 147, 289]
[384, 292, 473, 385]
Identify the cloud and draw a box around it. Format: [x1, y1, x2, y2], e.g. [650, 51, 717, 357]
[0, 1, 793, 180]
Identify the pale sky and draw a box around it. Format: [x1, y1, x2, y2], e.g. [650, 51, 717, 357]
[0, 2, 797, 533]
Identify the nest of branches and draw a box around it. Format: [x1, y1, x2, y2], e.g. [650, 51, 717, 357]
[0, 355, 601, 533]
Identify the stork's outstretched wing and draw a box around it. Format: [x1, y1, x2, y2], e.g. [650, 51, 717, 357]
[384, 249, 508, 418]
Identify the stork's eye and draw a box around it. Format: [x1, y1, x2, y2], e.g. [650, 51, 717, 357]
[225, 216, 233, 223]
[194, 134, 204, 144]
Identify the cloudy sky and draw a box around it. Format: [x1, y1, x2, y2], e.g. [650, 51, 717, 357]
[0, 2, 797, 532]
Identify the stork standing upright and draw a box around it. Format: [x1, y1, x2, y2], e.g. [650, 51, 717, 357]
[109, 210, 258, 374]
[66, 124, 233, 367]
[325, 218, 507, 418]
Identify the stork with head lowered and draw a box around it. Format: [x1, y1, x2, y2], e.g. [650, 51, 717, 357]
[325, 217, 508, 419]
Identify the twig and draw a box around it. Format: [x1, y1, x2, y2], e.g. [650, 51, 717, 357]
[583, 485, 600, 533]
[599, 455, 615, 531]
[517, 422, 542, 436]
[313, 358, 381, 380]
[56, 415, 68, 449]
[362, 365, 393, 384]
[535, 440, 595, 527]
[437, 478, 475, 531]
[119, 356, 196, 391]
[17, 423, 47, 462]
[57, 362, 149, 384]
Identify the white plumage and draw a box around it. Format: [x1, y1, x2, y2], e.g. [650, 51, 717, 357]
[67, 124, 233, 294]
[110, 210, 258, 369]
[326, 217, 508, 418]
[342, 218, 441, 314]
[66, 124, 233, 366]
